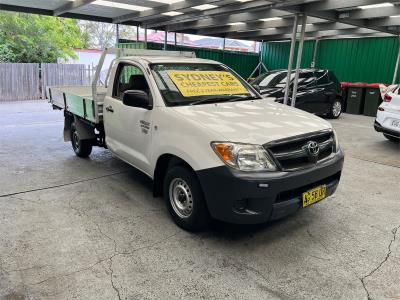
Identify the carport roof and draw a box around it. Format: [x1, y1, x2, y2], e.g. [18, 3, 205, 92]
[1, 0, 400, 41]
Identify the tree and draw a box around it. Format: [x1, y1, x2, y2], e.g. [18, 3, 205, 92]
[0, 12, 83, 63]
[79, 21, 136, 49]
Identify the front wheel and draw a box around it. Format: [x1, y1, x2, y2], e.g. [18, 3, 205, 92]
[383, 133, 400, 143]
[70, 123, 93, 158]
[327, 100, 342, 119]
[163, 166, 210, 231]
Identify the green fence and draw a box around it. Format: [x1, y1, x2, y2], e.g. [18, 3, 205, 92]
[118, 42, 260, 79]
[261, 37, 400, 84]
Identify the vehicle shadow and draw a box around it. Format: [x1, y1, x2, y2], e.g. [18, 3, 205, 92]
[117, 160, 310, 242]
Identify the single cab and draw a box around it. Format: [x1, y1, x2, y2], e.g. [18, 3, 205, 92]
[49, 49, 344, 231]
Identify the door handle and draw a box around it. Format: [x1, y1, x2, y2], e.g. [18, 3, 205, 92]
[106, 105, 114, 113]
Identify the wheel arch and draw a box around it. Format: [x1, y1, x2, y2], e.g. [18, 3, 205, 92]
[153, 154, 197, 197]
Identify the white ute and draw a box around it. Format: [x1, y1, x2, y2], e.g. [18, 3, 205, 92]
[49, 49, 344, 231]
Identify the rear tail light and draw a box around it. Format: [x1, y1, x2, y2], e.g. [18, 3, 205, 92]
[384, 94, 392, 102]
[378, 107, 385, 111]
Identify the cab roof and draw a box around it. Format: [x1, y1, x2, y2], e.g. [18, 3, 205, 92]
[120, 56, 219, 65]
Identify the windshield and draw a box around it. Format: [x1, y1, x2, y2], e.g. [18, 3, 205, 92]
[150, 63, 259, 106]
[253, 71, 316, 89]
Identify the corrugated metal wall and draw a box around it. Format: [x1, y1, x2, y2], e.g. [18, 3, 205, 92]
[260, 41, 315, 70]
[118, 42, 260, 79]
[261, 37, 400, 84]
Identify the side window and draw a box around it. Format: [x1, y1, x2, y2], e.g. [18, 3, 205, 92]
[315, 71, 330, 85]
[113, 63, 149, 99]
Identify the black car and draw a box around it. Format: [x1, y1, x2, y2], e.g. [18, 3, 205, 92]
[251, 69, 343, 118]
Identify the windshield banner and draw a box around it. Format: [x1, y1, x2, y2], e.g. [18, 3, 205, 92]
[167, 70, 248, 97]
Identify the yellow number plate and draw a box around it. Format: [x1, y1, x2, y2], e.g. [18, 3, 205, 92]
[302, 185, 327, 208]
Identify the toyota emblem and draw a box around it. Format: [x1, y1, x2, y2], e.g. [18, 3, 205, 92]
[305, 141, 319, 161]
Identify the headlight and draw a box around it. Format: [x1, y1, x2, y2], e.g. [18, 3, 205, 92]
[211, 142, 277, 172]
[333, 129, 340, 153]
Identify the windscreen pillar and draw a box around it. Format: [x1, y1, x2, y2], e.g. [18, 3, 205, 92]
[174, 32, 177, 46]
[136, 26, 139, 42]
[292, 14, 307, 107]
[393, 36, 400, 84]
[283, 14, 299, 106]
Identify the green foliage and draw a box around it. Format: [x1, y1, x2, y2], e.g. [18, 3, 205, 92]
[0, 12, 83, 63]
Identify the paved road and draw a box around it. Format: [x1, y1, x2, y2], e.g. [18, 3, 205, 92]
[0, 101, 399, 299]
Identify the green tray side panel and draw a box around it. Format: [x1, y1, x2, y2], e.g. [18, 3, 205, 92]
[117, 42, 260, 79]
[65, 94, 95, 123]
[261, 37, 400, 84]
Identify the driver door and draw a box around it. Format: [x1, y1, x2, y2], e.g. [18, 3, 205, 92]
[104, 62, 153, 175]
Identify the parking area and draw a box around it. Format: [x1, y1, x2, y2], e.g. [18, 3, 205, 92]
[0, 101, 399, 299]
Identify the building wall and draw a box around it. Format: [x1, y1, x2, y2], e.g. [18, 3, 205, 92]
[261, 37, 400, 84]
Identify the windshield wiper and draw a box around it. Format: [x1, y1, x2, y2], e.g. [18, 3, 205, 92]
[190, 97, 231, 106]
[226, 95, 260, 102]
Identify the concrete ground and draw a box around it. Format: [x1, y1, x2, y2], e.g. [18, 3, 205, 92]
[0, 101, 399, 300]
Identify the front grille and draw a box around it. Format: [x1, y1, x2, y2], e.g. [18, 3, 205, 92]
[265, 130, 335, 171]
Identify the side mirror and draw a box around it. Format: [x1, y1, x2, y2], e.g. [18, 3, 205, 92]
[122, 90, 151, 109]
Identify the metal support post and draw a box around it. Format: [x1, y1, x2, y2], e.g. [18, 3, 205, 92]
[311, 39, 319, 68]
[283, 14, 299, 106]
[393, 36, 400, 84]
[144, 26, 148, 49]
[116, 24, 120, 46]
[292, 14, 307, 107]
[164, 29, 168, 50]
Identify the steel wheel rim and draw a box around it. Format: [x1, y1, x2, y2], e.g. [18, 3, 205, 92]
[333, 101, 341, 117]
[72, 131, 80, 151]
[169, 178, 193, 218]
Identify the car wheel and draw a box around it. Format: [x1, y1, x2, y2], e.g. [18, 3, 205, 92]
[70, 123, 93, 158]
[328, 100, 342, 119]
[383, 133, 400, 143]
[163, 166, 210, 231]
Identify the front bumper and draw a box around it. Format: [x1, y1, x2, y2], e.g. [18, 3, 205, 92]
[196, 149, 344, 224]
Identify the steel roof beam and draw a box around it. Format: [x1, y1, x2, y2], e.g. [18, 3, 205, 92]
[54, 0, 96, 16]
[114, 0, 228, 24]
[227, 22, 356, 39]
[143, 0, 272, 28]
[339, 6, 400, 20]
[284, 4, 397, 34]
[255, 28, 379, 41]
[0, 3, 142, 25]
[368, 17, 400, 27]
[165, 8, 291, 32]
[194, 16, 327, 35]
[297, 0, 389, 12]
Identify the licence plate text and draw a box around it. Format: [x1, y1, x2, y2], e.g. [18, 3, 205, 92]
[302, 185, 327, 208]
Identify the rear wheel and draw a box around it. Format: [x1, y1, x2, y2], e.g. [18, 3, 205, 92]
[383, 133, 400, 143]
[163, 166, 210, 231]
[328, 100, 342, 119]
[70, 123, 93, 158]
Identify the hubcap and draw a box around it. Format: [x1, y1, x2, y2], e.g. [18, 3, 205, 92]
[169, 178, 193, 218]
[333, 101, 341, 117]
[72, 131, 80, 150]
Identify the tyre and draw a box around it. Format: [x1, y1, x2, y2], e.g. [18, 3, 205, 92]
[70, 122, 93, 158]
[327, 100, 342, 119]
[163, 165, 211, 231]
[383, 133, 400, 143]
